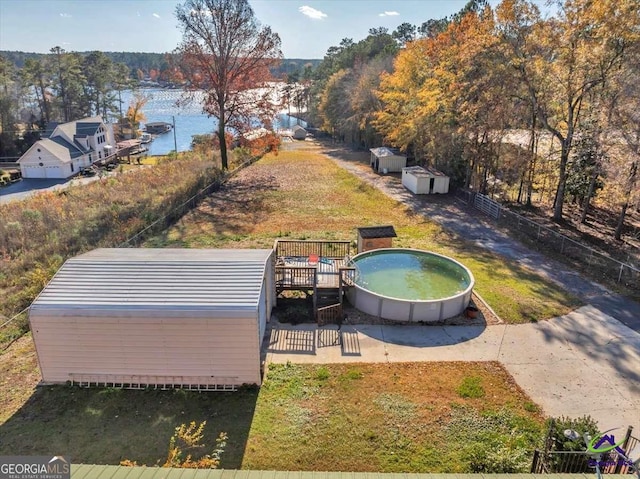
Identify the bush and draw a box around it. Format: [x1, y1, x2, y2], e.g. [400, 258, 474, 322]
[547, 415, 599, 452]
[315, 366, 330, 381]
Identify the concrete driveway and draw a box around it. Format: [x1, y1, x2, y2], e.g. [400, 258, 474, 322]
[266, 305, 640, 433]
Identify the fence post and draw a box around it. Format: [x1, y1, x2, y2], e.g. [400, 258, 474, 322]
[531, 449, 540, 473]
[618, 264, 624, 283]
[561, 236, 565, 254]
[613, 426, 633, 473]
[537, 224, 541, 240]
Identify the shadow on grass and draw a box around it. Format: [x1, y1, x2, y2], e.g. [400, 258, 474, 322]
[0, 386, 258, 467]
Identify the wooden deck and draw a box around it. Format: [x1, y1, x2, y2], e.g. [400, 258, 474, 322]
[273, 240, 356, 322]
[277, 256, 348, 289]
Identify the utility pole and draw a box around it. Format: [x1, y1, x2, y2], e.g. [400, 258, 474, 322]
[172, 116, 177, 155]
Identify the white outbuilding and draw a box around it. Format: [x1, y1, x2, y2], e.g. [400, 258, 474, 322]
[292, 125, 307, 140]
[402, 166, 450, 194]
[29, 248, 275, 389]
[370, 147, 407, 173]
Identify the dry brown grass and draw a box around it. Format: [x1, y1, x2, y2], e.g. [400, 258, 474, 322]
[0, 335, 40, 423]
[242, 362, 544, 472]
[150, 142, 579, 323]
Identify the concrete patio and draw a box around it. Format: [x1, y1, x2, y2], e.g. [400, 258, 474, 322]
[266, 305, 640, 434]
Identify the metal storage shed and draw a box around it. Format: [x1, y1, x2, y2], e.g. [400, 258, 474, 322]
[370, 147, 407, 173]
[402, 166, 450, 194]
[29, 248, 275, 389]
[292, 125, 308, 140]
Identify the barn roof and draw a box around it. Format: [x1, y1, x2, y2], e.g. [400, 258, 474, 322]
[357, 225, 397, 239]
[30, 248, 273, 318]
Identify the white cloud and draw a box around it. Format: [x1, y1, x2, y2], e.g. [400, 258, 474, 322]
[378, 11, 400, 17]
[152, 13, 160, 18]
[59, 13, 72, 18]
[299, 5, 327, 20]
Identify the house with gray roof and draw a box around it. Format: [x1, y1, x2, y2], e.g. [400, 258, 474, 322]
[18, 116, 116, 179]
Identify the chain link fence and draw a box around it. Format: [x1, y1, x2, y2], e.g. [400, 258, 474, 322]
[461, 191, 640, 292]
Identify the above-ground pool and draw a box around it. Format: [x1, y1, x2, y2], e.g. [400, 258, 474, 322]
[347, 248, 474, 322]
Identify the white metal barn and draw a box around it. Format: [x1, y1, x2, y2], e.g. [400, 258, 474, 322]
[402, 166, 450, 194]
[29, 248, 275, 389]
[370, 147, 407, 173]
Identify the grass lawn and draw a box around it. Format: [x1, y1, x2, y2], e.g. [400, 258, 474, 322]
[147, 142, 579, 323]
[244, 362, 544, 472]
[0, 360, 544, 472]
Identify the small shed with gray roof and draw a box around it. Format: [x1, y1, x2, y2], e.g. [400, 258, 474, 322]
[402, 166, 450, 194]
[356, 225, 397, 253]
[369, 147, 407, 174]
[29, 248, 276, 389]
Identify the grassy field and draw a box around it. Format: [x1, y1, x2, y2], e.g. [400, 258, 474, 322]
[0, 360, 544, 472]
[147, 142, 579, 323]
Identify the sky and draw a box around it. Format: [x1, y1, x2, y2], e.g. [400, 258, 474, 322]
[0, 0, 513, 59]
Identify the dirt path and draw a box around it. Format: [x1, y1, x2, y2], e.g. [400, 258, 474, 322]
[302, 139, 640, 333]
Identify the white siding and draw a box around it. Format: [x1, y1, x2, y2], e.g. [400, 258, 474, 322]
[29, 248, 274, 387]
[31, 316, 261, 386]
[19, 146, 71, 179]
[378, 156, 407, 173]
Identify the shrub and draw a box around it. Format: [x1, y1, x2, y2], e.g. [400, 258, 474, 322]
[547, 415, 600, 452]
[315, 366, 330, 381]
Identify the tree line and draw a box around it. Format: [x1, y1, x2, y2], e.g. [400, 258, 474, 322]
[308, 0, 640, 239]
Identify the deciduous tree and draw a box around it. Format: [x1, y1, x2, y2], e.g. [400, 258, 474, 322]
[175, 0, 282, 169]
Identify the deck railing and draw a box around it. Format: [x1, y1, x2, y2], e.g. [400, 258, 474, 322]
[274, 239, 351, 259]
[275, 266, 318, 291]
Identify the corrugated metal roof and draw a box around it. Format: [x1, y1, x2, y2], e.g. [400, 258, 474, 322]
[71, 467, 631, 479]
[31, 248, 273, 317]
[370, 147, 404, 158]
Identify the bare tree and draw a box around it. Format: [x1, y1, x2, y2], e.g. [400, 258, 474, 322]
[175, 0, 282, 169]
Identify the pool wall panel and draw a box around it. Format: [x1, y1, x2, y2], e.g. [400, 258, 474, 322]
[348, 249, 475, 323]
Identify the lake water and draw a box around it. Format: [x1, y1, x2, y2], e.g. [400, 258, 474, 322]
[117, 89, 306, 156]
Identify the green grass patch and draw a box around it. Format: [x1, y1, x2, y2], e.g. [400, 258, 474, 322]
[457, 376, 485, 399]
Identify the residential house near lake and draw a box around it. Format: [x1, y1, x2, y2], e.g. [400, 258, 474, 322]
[18, 116, 116, 179]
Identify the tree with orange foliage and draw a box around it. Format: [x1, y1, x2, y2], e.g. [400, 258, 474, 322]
[175, 0, 282, 169]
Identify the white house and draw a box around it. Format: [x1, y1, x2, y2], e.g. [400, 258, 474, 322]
[18, 116, 116, 179]
[370, 147, 407, 173]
